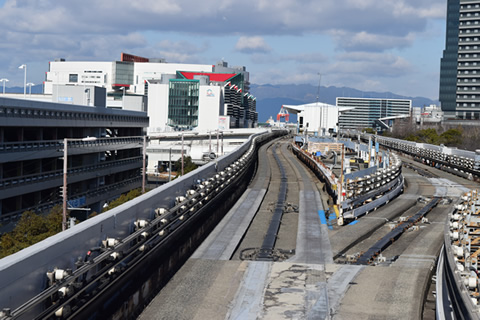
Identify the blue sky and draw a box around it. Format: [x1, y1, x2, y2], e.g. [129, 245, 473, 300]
[0, 0, 446, 99]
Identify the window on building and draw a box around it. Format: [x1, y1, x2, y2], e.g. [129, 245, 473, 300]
[167, 80, 199, 129]
[69, 74, 78, 83]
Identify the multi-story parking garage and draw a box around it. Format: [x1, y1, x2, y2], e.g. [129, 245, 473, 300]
[0, 95, 148, 225]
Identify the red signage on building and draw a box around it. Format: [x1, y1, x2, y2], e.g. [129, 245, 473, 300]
[121, 52, 149, 63]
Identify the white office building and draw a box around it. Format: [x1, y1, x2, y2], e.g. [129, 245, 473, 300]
[44, 54, 213, 97]
[282, 102, 353, 135]
[336, 97, 411, 131]
[43, 53, 257, 132]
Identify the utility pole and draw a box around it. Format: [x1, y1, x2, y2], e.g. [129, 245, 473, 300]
[168, 148, 172, 182]
[62, 138, 68, 231]
[142, 135, 146, 193]
[316, 73, 322, 103]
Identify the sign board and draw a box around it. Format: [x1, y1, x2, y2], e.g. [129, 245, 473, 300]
[218, 116, 230, 130]
[67, 196, 86, 208]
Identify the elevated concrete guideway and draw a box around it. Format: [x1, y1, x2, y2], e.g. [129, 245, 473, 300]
[0, 129, 286, 319]
[139, 138, 480, 320]
[139, 141, 358, 320]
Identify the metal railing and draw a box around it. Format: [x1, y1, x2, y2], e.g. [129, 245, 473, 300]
[0, 137, 143, 154]
[0, 177, 142, 224]
[0, 157, 142, 190]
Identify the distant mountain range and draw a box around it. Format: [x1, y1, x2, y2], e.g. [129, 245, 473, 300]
[249, 83, 439, 122]
[1, 83, 439, 124]
[2, 84, 43, 94]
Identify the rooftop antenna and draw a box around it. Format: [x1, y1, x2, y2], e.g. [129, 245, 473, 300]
[316, 72, 322, 103]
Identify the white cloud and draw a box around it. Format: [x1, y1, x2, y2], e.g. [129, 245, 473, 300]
[154, 40, 209, 63]
[249, 52, 328, 65]
[235, 36, 271, 54]
[0, 0, 445, 97]
[328, 52, 413, 78]
[330, 30, 415, 52]
[0, 0, 444, 38]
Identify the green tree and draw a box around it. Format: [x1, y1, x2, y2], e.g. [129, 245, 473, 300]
[0, 205, 64, 258]
[405, 133, 420, 142]
[440, 128, 463, 146]
[102, 188, 143, 212]
[417, 128, 440, 144]
[174, 156, 198, 175]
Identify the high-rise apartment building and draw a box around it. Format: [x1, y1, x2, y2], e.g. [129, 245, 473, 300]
[440, 0, 480, 119]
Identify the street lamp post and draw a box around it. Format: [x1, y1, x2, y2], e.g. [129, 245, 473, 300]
[179, 132, 199, 176]
[18, 64, 26, 99]
[142, 135, 146, 194]
[181, 133, 184, 176]
[119, 87, 126, 109]
[168, 148, 172, 182]
[0, 78, 9, 94]
[209, 131, 212, 153]
[219, 130, 233, 156]
[221, 132, 224, 155]
[63, 138, 68, 231]
[27, 83, 34, 95]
